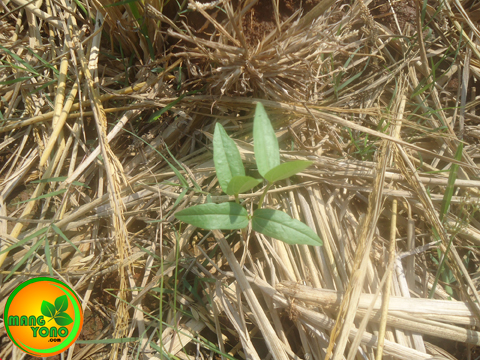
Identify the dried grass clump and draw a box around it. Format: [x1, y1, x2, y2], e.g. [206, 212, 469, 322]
[150, 0, 361, 100]
[1, 0, 480, 359]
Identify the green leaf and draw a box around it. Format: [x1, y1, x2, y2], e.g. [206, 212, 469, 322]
[146, 188, 189, 224]
[147, 89, 203, 122]
[41, 300, 56, 318]
[175, 202, 248, 230]
[226, 176, 262, 196]
[120, 128, 190, 189]
[0, 44, 40, 75]
[31, 176, 68, 183]
[439, 142, 463, 222]
[76, 338, 139, 344]
[0, 226, 49, 255]
[264, 160, 313, 183]
[4, 237, 45, 281]
[429, 142, 464, 298]
[30, 176, 90, 188]
[26, 47, 60, 76]
[72, 181, 90, 188]
[252, 209, 322, 246]
[55, 295, 68, 312]
[163, 141, 203, 192]
[0, 76, 32, 85]
[213, 123, 245, 193]
[54, 311, 73, 326]
[336, 71, 362, 93]
[172, 188, 188, 209]
[51, 223, 80, 253]
[253, 103, 280, 177]
[29, 80, 57, 95]
[105, 0, 140, 7]
[44, 238, 54, 277]
[12, 189, 66, 205]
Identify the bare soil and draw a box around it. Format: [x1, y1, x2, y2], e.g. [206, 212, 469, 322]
[241, 0, 323, 47]
[370, 0, 417, 33]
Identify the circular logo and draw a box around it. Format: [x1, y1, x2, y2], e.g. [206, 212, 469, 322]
[4, 277, 83, 357]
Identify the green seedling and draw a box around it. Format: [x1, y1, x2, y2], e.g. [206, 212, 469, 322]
[175, 102, 323, 246]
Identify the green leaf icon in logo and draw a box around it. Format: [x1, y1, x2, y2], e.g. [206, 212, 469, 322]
[54, 312, 73, 326]
[55, 295, 68, 312]
[41, 300, 56, 318]
[41, 295, 72, 325]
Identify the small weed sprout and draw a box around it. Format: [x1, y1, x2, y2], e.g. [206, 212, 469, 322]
[175, 103, 322, 246]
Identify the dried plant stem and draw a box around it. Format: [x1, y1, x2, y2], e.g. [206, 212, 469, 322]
[40, 61, 79, 167]
[376, 196, 397, 360]
[326, 141, 389, 360]
[212, 230, 289, 360]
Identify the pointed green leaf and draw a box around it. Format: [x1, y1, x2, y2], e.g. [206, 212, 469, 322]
[175, 202, 248, 230]
[163, 141, 203, 193]
[44, 238, 54, 277]
[0, 44, 40, 75]
[51, 223, 80, 253]
[213, 123, 245, 193]
[27, 47, 60, 76]
[120, 128, 190, 189]
[30, 176, 90, 188]
[252, 209, 322, 246]
[172, 188, 188, 209]
[0, 226, 49, 255]
[76, 338, 140, 345]
[0, 77, 33, 85]
[253, 103, 280, 177]
[55, 295, 68, 312]
[264, 160, 313, 183]
[30, 80, 57, 95]
[439, 142, 463, 222]
[148, 93, 187, 122]
[54, 311, 73, 326]
[226, 176, 262, 196]
[12, 189, 66, 205]
[41, 300, 56, 318]
[5, 238, 45, 281]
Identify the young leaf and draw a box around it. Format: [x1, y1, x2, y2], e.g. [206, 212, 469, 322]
[213, 123, 245, 193]
[252, 209, 322, 246]
[163, 140, 203, 193]
[226, 176, 262, 196]
[30, 80, 57, 95]
[0, 226, 49, 255]
[31, 176, 90, 188]
[44, 238, 54, 277]
[41, 300, 56, 318]
[175, 202, 249, 230]
[5, 239, 44, 280]
[54, 312, 73, 326]
[253, 103, 280, 177]
[147, 89, 202, 122]
[0, 77, 34, 85]
[55, 295, 69, 312]
[27, 47, 60, 76]
[12, 189, 66, 205]
[439, 142, 463, 222]
[120, 127, 190, 189]
[77, 338, 140, 345]
[51, 224, 80, 253]
[264, 160, 313, 183]
[0, 45, 40, 75]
